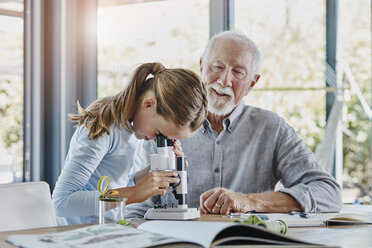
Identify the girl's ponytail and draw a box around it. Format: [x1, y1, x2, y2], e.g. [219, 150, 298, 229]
[69, 62, 207, 140]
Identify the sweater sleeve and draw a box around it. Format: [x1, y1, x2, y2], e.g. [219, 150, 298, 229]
[52, 126, 110, 217]
[127, 140, 156, 186]
[275, 118, 342, 212]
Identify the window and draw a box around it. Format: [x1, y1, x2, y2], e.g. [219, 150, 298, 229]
[235, 0, 326, 152]
[0, 0, 23, 183]
[235, 0, 372, 203]
[97, 0, 209, 97]
[339, 0, 371, 203]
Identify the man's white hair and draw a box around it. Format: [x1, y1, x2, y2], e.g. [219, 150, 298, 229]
[201, 30, 261, 76]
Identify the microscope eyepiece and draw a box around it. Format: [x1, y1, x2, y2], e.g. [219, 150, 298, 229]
[156, 134, 167, 147]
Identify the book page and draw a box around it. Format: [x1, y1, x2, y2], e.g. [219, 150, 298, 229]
[138, 220, 314, 247]
[327, 212, 372, 224]
[138, 220, 234, 247]
[6, 224, 186, 248]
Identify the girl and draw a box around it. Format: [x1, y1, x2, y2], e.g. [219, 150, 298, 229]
[52, 62, 207, 225]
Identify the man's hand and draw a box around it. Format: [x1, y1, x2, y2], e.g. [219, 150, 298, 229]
[200, 187, 303, 215]
[200, 188, 252, 215]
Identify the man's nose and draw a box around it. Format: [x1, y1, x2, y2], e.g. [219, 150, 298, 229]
[217, 70, 233, 87]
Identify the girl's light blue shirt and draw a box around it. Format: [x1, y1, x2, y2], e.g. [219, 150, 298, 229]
[52, 124, 142, 225]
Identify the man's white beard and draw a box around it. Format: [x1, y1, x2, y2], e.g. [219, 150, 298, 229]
[206, 82, 236, 116]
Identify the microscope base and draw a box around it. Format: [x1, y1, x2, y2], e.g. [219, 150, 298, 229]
[144, 208, 200, 220]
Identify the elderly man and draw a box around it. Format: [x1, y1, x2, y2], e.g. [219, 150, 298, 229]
[127, 30, 342, 216]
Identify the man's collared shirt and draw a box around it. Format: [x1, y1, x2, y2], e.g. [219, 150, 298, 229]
[128, 102, 341, 214]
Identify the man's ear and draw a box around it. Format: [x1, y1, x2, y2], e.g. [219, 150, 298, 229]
[142, 97, 157, 109]
[199, 58, 203, 74]
[250, 74, 260, 88]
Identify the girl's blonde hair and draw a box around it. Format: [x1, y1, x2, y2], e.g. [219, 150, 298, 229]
[69, 62, 208, 140]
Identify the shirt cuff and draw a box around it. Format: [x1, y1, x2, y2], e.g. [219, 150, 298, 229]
[279, 184, 314, 212]
[127, 173, 136, 186]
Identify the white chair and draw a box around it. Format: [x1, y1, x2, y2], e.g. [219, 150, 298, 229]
[0, 181, 57, 231]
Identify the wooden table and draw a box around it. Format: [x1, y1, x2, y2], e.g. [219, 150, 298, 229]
[1, 214, 372, 248]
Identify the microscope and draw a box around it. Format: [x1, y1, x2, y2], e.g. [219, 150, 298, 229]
[144, 134, 200, 220]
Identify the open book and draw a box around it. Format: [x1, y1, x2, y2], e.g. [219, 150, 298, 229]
[325, 212, 372, 225]
[137, 220, 323, 247]
[231, 212, 372, 227]
[6, 221, 325, 248]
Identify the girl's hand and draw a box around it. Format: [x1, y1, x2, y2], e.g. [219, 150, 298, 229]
[173, 139, 188, 168]
[131, 170, 179, 203]
[173, 139, 184, 157]
[127, 139, 186, 203]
